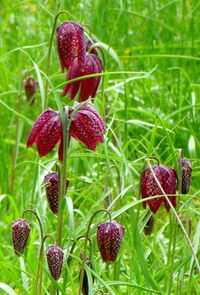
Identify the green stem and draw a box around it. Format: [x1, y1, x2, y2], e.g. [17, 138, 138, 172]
[44, 10, 70, 109]
[78, 209, 111, 295]
[50, 108, 69, 295]
[168, 149, 182, 294]
[22, 209, 44, 295]
[57, 108, 69, 246]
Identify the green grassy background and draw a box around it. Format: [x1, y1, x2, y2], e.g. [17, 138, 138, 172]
[0, 0, 199, 294]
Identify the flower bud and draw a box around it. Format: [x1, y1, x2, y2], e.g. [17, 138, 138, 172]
[97, 220, 125, 262]
[178, 158, 192, 194]
[12, 218, 30, 255]
[24, 76, 38, 105]
[44, 172, 69, 214]
[46, 245, 64, 280]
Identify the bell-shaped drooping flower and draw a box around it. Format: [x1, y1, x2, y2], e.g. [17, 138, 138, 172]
[44, 172, 69, 214]
[67, 102, 105, 153]
[46, 245, 64, 280]
[141, 163, 177, 214]
[62, 53, 102, 101]
[97, 220, 125, 263]
[12, 218, 30, 255]
[56, 21, 86, 72]
[178, 158, 192, 194]
[24, 76, 38, 105]
[27, 104, 105, 160]
[27, 109, 62, 157]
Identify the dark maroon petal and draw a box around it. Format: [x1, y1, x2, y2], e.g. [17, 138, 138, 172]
[69, 103, 105, 151]
[178, 158, 192, 194]
[44, 173, 69, 214]
[27, 109, 58, 148]
[80, 54, 99, 101]
[37, 115, 62, 157]
[58, 137, 63, 162]
[62, 58, 81, 99]
[90, 55, 102, 98]
[77, 111, 104, 142]
[12, 219, 30, 255]
[56, 22, 86, 71]
[24, 76, 38, 104]
[141, 164, 177, 214]
[163, 167, 177, 211]
[97, 221, 125, 262]
[70, 119, 97, 151]
[141, 166, 164, 214]
[46, 245, 64, 280]
[80, 104, 105, 131]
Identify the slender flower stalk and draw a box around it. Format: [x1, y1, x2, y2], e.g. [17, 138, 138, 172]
[50, 108, 69, 295]
[78, 209, 112, 295]
[21, 209, 44, 295]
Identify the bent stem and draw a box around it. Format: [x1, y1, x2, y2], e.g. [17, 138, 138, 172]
[146, 158, 200, 273]
[44, 10, 71, 109]
[22, 209, 44, 295]
[78, 209, 112, 295]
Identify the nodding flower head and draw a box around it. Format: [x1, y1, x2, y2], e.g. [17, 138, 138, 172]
[27, 104, 105, 161]
[68, 102, 105, 152]
[27, 109, 62, 157]
[12, 218, 30, 255]
[24, 76, 38, 105]
[97, 220, 125, 263]
[62, 53, 102, 101]
[44, 172, 69, 214]
[140, 163, 177, 214]
[46, 245, 64, 280]
[178, 158, 192, 194]
[56, 21, 86, 72]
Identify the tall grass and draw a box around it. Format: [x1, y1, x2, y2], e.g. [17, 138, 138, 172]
[0, 0, 199, 294]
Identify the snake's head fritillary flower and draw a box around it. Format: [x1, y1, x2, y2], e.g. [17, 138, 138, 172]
[27, 104, 105, 161]
[56, 22, 86, 72]
[44, 172, 69, 214]
[79, 253, 94, 295]
[97, 220, 125, 263]
[62, 53, 102, 101]
[12, 218, 30, 255]
[24, 76, 38, 105]
[178, 158, 192, 194]
[69, 102, 105, 150]
[141, 164, 177, 214]
[27, 109, 62, 157]
[46, 245, 64, 280]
